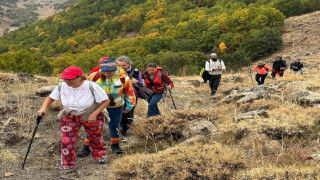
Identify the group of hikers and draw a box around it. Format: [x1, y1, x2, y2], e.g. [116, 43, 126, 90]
[36, 52, 304, 170]
[201, 53, 304, 95]
[37, 56, 173, 170]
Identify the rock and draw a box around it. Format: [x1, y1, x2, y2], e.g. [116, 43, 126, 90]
[307, 86, 320, 92]
[236, 92, 261, 103]
[212, 93, 224, 100]
[181, 120, 217, 138]
[236, 110, 268, 121]
[263, 140, 282, 155]
[288, 90, 320, 105]
[230, 90, 238, 95]
[239, 133, 270, 149]
[222, 75, 244, 83]
[187, 80, 201, 87]
[36, 85, 56, 97]
[219, 84, 239, 95]
[179, 135, 204, 145]
[239, 87, 252, 93]
[299, 94, 320, 105]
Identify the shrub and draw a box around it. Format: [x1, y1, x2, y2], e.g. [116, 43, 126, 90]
[240, 28, 282, 61]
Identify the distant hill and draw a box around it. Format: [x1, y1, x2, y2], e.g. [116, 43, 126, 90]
[0, 0, 319, 76]
[0, 0, 79, 36]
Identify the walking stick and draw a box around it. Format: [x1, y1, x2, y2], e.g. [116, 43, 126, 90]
[22, 115, 43, 169]
[168, 89, 177, 109]
[249, 69, 253, 85]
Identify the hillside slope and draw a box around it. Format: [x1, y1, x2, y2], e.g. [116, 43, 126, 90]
[1, 11, 320, 179]
[0, 0, 76, 36]
[262, 10, 320, 67]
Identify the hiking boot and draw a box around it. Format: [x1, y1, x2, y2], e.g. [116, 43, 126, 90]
[111, 144, 123, 154]
[77, 145, 91, 157]
[97, 158, 106, 164]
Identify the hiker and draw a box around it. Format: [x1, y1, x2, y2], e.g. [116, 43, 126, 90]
[89, 57, 109, 74]
[37, 66, 110, 170]
[78, 58, 136, 155]
[142, 63, 174, 117]
[290, 59, 304, 75]
[205, 53, 226, 95]
[252, 62, 272, 85]
[200, 68, 209, 83]
[271, 56, 287, 79]
[116, 56, 143, 136]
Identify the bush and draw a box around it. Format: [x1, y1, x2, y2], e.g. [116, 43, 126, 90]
[146, 51, 207, 75]
[273, 0, 302, 17]
[220, 50, 251, 71]
[240, 28, 282, 61]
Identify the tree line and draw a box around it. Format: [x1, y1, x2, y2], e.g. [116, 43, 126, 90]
[0, 0, 319, 76]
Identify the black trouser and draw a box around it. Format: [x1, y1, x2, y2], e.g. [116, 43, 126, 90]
[120, 99, 137, 135]
[209, 74, 221, 94]
[255, 73, 267, 85]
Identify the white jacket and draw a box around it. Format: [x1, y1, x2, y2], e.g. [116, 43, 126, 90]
[205, 59, 226, 75]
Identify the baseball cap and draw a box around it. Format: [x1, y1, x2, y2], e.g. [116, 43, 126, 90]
[60, 66, 83, 79]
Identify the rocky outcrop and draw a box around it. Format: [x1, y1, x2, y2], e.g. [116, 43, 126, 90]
[290, 90, 320, 106]
[36, 85, 56, 97]
[181, 119, 217, 138]
[236, 110, 269, 121]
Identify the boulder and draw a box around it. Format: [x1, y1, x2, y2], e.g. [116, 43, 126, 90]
[181, 119, 217, 138]
[179, 135, 204, 146]
[263, 140, 282, 155]
[290, 90, 320, 105]
[219, 84, 239, 95]
[36, 85, 56, 97]
[222, 75, 244, 83]
[236, 110, 268, 121]
[236, 92, 261, 104]
[239, 133, 270, 149]
[238, 87, 252, 93]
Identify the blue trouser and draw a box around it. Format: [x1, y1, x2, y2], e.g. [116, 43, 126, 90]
[107, 105, 124, 138]
[147, 92, 163, 117]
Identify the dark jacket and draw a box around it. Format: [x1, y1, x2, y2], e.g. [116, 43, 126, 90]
[272, 60, 287, 71]
[290, 62, 303, 71]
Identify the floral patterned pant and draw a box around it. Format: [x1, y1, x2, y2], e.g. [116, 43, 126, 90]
[60, 113, 106, 169]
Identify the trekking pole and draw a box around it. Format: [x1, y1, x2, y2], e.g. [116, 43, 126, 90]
[168, 89, 177, 109]
[249, 69, 253, 85]
[22, 115, 43, 169]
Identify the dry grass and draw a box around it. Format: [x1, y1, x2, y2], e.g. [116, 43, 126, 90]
[111, 143, 247, 180]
